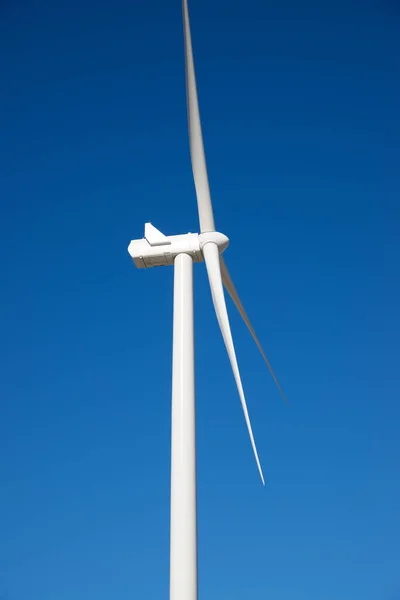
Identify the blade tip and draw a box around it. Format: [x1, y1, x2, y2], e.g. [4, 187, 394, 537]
[259, 469, 265, 486]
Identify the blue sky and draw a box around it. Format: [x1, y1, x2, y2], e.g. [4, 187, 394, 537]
[1, 0, 399, 598]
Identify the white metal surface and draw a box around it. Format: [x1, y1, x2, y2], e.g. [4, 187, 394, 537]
[170, 253, 197, 600]
[202, 242, 265, 484]
[128, 223, 229, 269]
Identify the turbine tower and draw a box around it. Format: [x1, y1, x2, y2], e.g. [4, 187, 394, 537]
[128, 1, 286, 598]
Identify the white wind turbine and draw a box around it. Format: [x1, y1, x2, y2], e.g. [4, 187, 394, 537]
[128, 1, 287, 598]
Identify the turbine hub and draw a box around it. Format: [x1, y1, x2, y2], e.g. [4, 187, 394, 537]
[198, 231, 229, 253]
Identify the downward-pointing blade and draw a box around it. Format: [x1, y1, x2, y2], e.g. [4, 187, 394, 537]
[202, 242, 265, 485]
[182, 0, 215, 233]
[220, 256, 288, 405]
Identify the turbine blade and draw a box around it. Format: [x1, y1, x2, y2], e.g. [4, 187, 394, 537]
[220, 256, 288, 405]
[182, 0, 215, 233]
[202, 242, 265, 484]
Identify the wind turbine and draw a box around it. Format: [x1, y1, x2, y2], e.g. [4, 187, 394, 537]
[128, 1, 286, 598]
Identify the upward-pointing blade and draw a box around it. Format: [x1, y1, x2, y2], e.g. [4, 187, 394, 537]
[182, 0, 215, 233]
[220, 256, 288, 405]
[202, 242, 265, 485]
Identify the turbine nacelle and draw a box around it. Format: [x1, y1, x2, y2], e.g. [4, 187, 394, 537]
[128, 222, 229, 269]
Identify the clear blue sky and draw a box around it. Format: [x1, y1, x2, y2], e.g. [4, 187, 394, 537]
[1, 0, 399, 598]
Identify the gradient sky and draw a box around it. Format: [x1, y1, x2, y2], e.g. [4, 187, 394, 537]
[1, 0, 399, 598]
